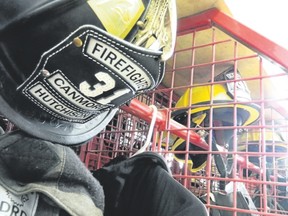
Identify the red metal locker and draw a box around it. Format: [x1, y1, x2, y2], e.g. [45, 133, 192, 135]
[79, 8, 288, 215]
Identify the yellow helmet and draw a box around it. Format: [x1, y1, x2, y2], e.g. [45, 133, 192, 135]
[238, 129, 288, 167]
[170, 67, 260, 172]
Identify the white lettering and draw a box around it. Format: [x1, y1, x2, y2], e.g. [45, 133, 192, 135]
[46, 72, 107, 111]
[85, 37, 151, 90]
[28, 83, 92, 120]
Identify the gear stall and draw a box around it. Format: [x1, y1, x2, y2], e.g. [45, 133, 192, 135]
[79, 8, 288, 215]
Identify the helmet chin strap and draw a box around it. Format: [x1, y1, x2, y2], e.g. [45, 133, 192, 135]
[211, 135, 235, 190]
[171, 108, 243, 180]
[211, 136, 227, 190]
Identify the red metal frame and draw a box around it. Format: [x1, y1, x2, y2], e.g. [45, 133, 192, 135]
[120, 8, 288, 177]
[121, 98, 262, 174]
[80, 7, 288, 216]
[177, 8, 288, 72]
[178, 8, 288, 119]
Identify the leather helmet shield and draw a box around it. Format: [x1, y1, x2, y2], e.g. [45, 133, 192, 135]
[19, 26, 163, 122]
[0, 0, 176, 145]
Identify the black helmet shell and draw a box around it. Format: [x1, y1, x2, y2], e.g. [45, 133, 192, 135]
[0, 0, 173, 145]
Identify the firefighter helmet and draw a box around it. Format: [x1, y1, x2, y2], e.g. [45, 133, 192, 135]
[170, 67, 260, 172]
[238, 129, 288, 168]
[0, 0, 177, 145]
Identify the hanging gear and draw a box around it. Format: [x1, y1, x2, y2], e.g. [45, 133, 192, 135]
[200, 182, 258, 216]
[238, 129, 288, 170]
[238, 129, 288, 178]
[252, 170, 288, 215]
[0, 0, 177, 145]
[238, 129, 288, 212]
[165, 66, 260, 172]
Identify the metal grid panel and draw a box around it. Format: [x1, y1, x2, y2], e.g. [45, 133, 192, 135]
[79, 10, 288, 216]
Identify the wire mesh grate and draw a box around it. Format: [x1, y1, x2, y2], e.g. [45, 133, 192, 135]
[79, 18, 288, 215]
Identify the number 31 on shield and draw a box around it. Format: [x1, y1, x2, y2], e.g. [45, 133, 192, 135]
[79, 71, 130, 105]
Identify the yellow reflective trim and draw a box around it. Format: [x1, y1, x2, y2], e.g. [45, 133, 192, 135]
[188, 103, 260, 126]
[172, 138, 207, 173]
[87, 0, 144, 39]
[192, 113, 206, 126]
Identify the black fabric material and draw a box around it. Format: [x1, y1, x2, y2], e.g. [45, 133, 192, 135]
[93, 152, 208, 216]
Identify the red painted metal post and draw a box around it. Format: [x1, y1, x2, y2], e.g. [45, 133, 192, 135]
[121, 98, 264, 175]
[121, 98, 209, 150]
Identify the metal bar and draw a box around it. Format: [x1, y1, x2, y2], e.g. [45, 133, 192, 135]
[177, 8, 288, 72]
[121, 98, 209, 150]
[177, 10, 212, 35]
[121, 98, 263, 175]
